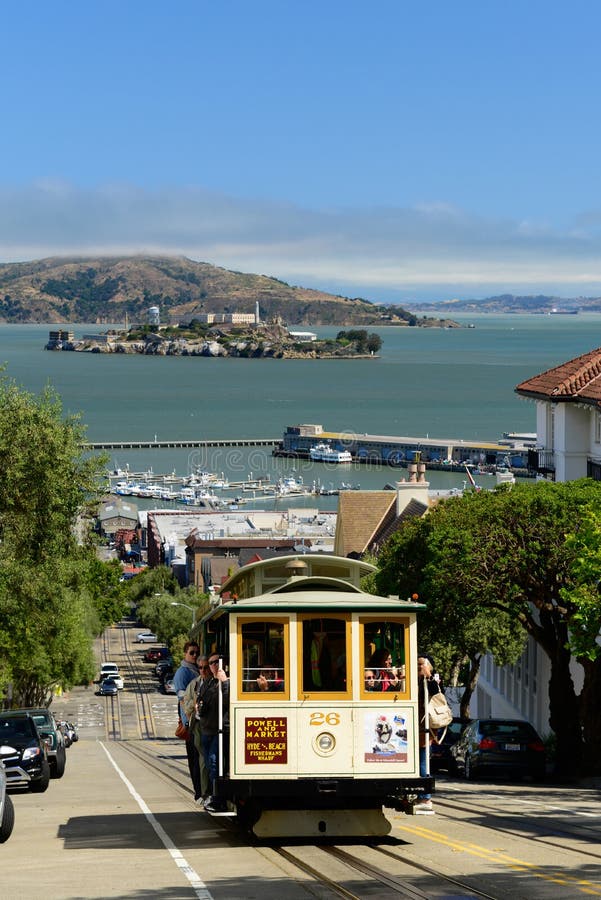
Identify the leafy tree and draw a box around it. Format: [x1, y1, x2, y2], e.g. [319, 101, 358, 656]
[376, 513, 525, 719]
[376, 480, 601, 775]
[560, 507, 601, 770]
[124, 567, 209, 656]
[0, 376, 107, 706]
[366, 333, 382, 353]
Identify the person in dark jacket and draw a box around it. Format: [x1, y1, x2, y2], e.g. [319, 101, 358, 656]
[197, 653, 229, 812]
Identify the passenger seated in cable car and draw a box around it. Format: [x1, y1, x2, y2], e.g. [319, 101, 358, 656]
[364, 668, 378, 691]
[256, 664, 284, 692]
[368, 648, 404, 692]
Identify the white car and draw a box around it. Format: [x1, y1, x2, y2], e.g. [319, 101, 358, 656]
[100, 671, 124, 690]
[135, 632, 158, 643]
[100, 662, 119, 678]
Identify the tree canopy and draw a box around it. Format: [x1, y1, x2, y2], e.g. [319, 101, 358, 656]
[375, 479, 601, 775]
[0, 376, 124, 707]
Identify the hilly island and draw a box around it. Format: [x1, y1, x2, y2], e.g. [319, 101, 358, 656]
[0, 255, 455, 328]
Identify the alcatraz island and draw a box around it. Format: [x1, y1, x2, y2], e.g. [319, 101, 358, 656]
[27, 255, 459, 359]
[47, 314, 389, 359]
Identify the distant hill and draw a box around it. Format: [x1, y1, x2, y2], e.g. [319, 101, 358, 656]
[405, 293, 601, 314]
[0, 256, 451, 326]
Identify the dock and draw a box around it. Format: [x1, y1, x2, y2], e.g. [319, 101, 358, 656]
[86, 426, 533, 472]
[277, 425, 532, 469]
[84, 437, 279, 451]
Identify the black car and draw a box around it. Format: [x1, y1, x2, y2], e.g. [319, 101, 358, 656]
[450, 717, 546, 780]
[430, 718, 471, 774]
[12, 708, 67, 779]
[155, 659, 174, 681]
[0, 713, 51, 792]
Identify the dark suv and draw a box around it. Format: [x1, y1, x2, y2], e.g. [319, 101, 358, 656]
[0, 713, 51, 792]
[2, 708, 66, 779]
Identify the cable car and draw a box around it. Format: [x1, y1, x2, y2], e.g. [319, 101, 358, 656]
[197, 553, 431, 838]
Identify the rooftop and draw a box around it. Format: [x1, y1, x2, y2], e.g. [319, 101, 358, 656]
[516, 346, 601, 406]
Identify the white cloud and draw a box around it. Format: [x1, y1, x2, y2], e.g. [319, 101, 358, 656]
[1, 182, 601, 301]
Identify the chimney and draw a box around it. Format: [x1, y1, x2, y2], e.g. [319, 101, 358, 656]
[396, 452, 430, 515]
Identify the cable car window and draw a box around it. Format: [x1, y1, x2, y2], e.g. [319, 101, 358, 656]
[240, 620, 287, 694]
[301, 617, 348, 693]
[362, 619, 407, 696]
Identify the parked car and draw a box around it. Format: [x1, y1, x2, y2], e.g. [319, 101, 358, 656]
[65, 722, 78, 743]
[430, 718, 471, 774]
[0, 713, 51, 792]
[162, 678, 176, 695]
[450, 718, 546, 780]
[0, 762, 15, 842]
[98, 678, 119, 696]
[143, 647, 170, 663]
[57, 721, 72, 748]
[135, 632, 158, 643]
[1, 708, 66, 780]
[100, 671, 124, 690]
[155, 657, 174, 676]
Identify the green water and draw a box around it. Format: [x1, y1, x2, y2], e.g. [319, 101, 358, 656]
[1, 316, 598, 506]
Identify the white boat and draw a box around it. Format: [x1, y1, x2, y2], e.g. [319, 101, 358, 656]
[277, 474, 305, 495]
[309, 442, 353, 463]
[177, 487, 197, 504]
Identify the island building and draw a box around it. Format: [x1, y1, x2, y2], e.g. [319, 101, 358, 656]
[147, 305, 160, 327]
[288, 330, 317, 342]
[191, 312, 257, 325]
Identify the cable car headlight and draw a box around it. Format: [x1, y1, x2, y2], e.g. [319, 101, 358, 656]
[314, 731, 336, 755]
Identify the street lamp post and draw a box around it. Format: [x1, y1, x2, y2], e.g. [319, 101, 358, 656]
[171, 601, 196, 631]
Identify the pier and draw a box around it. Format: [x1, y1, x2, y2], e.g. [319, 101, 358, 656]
[84, 426, 533, 472]
[84, 437, 280, 451]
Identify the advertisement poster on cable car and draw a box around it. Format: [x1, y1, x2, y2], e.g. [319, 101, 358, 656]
[364, 710, 408, 762]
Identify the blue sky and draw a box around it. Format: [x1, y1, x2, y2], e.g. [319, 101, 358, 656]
[2, 1, 601, 303]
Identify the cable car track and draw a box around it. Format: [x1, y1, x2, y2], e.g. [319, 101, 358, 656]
[118, 624, 157, 740]
[99, 623, 158, 741]
[104, 735, 501, 900]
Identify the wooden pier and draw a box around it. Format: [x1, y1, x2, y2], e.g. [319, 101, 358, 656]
[84, 437, 279, 451]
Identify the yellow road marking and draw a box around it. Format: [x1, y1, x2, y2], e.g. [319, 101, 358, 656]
[396, 824, 601, 896]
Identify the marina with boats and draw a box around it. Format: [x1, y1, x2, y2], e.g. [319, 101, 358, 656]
[106, 465, 362, 508]
[103, 422, 535, 508]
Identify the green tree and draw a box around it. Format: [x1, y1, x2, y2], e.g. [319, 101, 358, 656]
[0, 376, 106, 706]
[375, 513, 526, 719]
[376, 479, 601, 775]
[366, 333, 382, 353]
[560, 507, 601, 771]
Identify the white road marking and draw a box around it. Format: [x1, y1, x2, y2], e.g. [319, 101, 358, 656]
[99, 741, 214, 899]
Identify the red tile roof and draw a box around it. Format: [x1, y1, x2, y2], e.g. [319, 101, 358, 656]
[516, 346, 601, 406]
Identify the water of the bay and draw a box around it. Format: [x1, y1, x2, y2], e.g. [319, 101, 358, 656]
[2, 315, 599, 510]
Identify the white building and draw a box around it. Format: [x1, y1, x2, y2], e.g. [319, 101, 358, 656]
[516, 345, 601, 482]
[288, 330, 317, 342]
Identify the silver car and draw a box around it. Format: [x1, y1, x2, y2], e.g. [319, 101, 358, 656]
[135, 632, 158, 643]
[0, 762, 15, 843]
